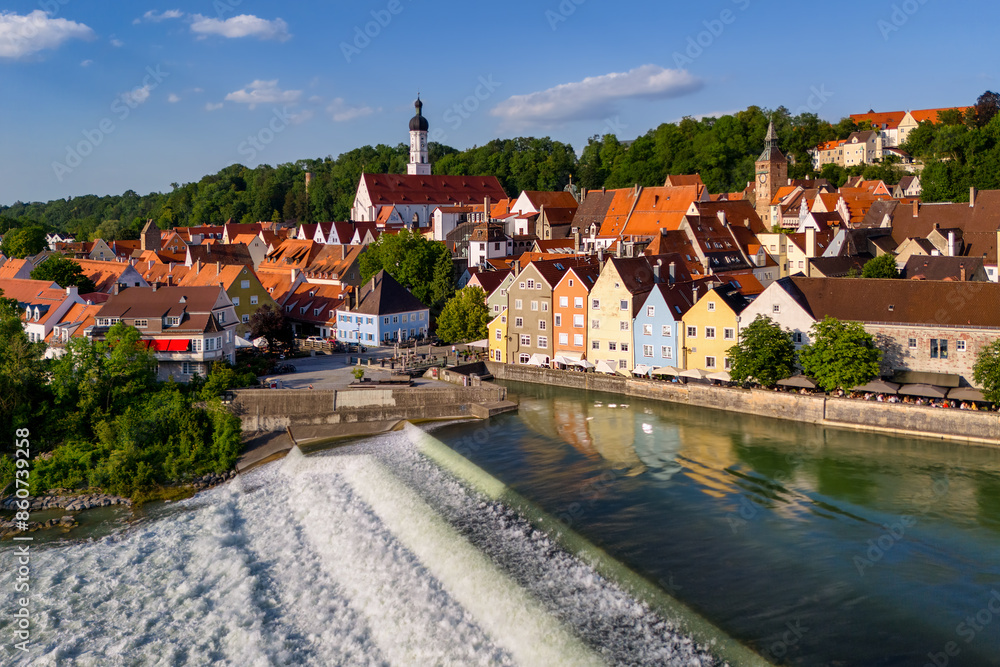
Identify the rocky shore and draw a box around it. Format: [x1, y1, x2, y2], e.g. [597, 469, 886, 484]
[0, 470, 239, 538]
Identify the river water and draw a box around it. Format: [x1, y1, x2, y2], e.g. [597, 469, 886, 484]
[3, 380, 999, 666]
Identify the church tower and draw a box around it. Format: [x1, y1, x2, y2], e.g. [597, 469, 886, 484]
[141, 219, 161, 252]
[407, 96, 431, 176]
[754, 120, 788, 228]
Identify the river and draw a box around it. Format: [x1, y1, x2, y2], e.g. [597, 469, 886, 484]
[2, 379, 999, 665]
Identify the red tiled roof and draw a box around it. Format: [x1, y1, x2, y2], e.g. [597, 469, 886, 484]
[362, 174, 507, 206]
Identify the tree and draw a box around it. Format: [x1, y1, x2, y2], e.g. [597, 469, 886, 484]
[248, 304, 293, 355]
[359, 230, 455, 313]
[436, 287, 490, 343]
[798, 316, 881, 392]
[975, 91, 1000, 128]
[861, 253, 900, 279]
[1, 226, 46, 258]
[973, 339, 1000, 404]
[0, 291, 47, 455]
[726, 315, 797, 388]
[30, 254, 97, 293]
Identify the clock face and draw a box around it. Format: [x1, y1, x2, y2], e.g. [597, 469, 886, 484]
[758, 174, 768, 184]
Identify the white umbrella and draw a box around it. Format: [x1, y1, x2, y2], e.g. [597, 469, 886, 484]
[632, 364, 651, 376]
[651, 366, 681, 376]
[707, 370, 731, 382]
[527, 353, 549, 367]
[467, 339, 489, 349]
[575, 359, 596, 370]
[595, 360, 617, 374]
[680, 368, 709, 380]
[235, 336, 255, 349]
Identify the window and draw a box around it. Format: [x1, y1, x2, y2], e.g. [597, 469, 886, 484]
[573, 314, 584, 328]
[620, 321, 629, 331]
[521, 335, 531, 346]
[706, 356, 717, 369]
[574, 297, 583, 308]
[134, 319, 148, 328]
[569, 279, 574, 287]
[519, 282, 526, 290]
[515, 299, 523, 310]
[592, 340, 600, 350]
[609, 342, 617, 351]
[643, 324, 652, 336]
[708, 302, 716, 312]
[908, 337, 917, 349]
[619, 360, 628, 369]
[519, 354, 530, 364]
[647, 306, 655, 317]
[687, 326, 697, 338]
[494, 304, 501, 313]
[620, 300, 629, 311]
[539, 320, 547, 331]
[574, 334, 583, 346]
[526, 279, 535, 289]
[182, 362, 191, 375]
[621, 342, 629, 352]
[930, 339, 949, 359]
[542, 302, 548, 312]
[559, 296, 569, 308]
[419, 312, 425, 321]
[724, 328, 735, 340]
[957, 340, 967, 352]
[241, 280, 250, 289]
[662, 346, 672, 360]
[643, 345, 653, 358]
[661, 324, 671, 337]
[531, 301, 538, 311]
[772, 304, 781, 314]
[558, 333, 568, 345]
[384, 317, 390, 325]
[218, 311, 226, 323]
[193, 339, 202, 352]
[515, 317, 523, 327]
[554, 314, 562, 327]
[724, 358, 732, 371]
[501, 316, 507, 324]
[592, 299, 600, 310]
[793, 332, 803, 344]
[592, 319, 600, 330]
[538, 336, 548, 349]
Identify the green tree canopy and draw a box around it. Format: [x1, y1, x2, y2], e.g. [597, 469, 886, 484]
[1, 226, 47, 258]
[798, 316, 881, 392]
[861, 253, 900, 279]
[30, 254, 97, 293]
[358, 230, 454, 313]
[436, 286, 490, 343]
[726, 315, 797, 388]
[973, 339, 1000, 404]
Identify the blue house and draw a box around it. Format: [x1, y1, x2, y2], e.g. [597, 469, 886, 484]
[335, 270, 429, 346]
[632, 282, 701, 368]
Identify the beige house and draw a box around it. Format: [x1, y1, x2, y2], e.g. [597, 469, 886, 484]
[842, 131, 882, 167]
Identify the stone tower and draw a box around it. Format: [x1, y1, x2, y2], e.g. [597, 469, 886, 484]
[407, 96, 431, 176]
[754, 120, 788, 228]
[141, 219, 161, 252]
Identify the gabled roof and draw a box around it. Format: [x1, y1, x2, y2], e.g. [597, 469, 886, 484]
[468, 269, 512, 296]
[664, 174, 704, 188]
[187, 243, 254, 267]
[71, 259, 142, 293]
[258, 239, 324, 272]
[903, 256, 986, 281]
[96, 286, 230, 334]
[704, 282, 750, 315]
[906, 107, 971, 124]
[889, 191, 1000, 264]
[176, 263, 250, 289]
[622, 185, 703, 236]
[533, 239, 577, 254]
[282, 283, 346, 323]
[0, 279, 72, 322]
[304, 244, 363, 279]
[361, 173, 507, 206]
[519, 190, 579, 210]
[573, 189, 618, 232]
[693, 200, 766, 234]
[850, 110, 906, 129]
[349, 270, 427, 316]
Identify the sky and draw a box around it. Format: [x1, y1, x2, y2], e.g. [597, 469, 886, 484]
[0, 0, 996, 205]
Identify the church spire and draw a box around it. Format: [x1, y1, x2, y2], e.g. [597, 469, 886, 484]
[757, 118, 786, 163]
[407, 95, 431, 175]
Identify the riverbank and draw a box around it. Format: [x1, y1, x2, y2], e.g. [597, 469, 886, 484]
[486, 362, 1000, 446]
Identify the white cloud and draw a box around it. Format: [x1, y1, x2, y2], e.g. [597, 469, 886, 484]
[80, 59, 92, 67]
[168, 93, 181, 103]
[134, 9, 183, 24]
[327, 98, 379, 123]
[225, 80, 301, 110]
[491, 64, 702, 128]
[121, 84, 153, 107]
[0, 10, 93, 59]
[190, 14, 290, 41]
[289, 110, 315, 125]
[110, 37, 123, 47]
[205, 102, 223, 112]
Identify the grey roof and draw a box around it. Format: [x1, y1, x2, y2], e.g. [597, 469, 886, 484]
[351, 270, 427, 316]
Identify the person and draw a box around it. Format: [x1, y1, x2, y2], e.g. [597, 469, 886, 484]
[308, 384, 313, 390]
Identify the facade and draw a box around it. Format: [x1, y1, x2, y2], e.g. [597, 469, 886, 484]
[505, 262, 557, 365]
[488, 309, 508, 363]
[93, 285, 239, 381]
[755, 121, 788, 228]
[487, 272, 515, 317]
[681, 283, 748, 372]
[176, 263, 277, 335]
[335, 270, 429, 345]
[552, 266, 599, 362]
[0, 279, 84, 343]
[842, 131, 882, 166]
[632, 282, 698, 369]
[586, 257, 656, 372]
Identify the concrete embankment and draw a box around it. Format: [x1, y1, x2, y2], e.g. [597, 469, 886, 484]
[486, 362, 1000, 446]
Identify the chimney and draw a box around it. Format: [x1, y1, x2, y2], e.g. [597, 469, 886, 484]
[717, 210, 728, 227]
[970, 186, 977, 208]
[598, 247, 604, 263]
[806, 227, 817, 257]
[948, 230, 956, 257]
[960, 263, 967, 282]
[113, 283, 120, 296]
[484, 196, 491, 223]
[692, 284, 699, 303]
[653, 259, 662, 283]
[195, 259, 202, 274]
[168, 261, 174, 272]
[913, 200, 919, 217]
[669, 261, 676, 285]
[216, 261, 221, 274]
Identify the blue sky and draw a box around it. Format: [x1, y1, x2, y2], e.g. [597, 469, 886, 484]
[0, 0, 996, 205]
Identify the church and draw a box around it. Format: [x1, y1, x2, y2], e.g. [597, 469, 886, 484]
[350, 97, 507, 229]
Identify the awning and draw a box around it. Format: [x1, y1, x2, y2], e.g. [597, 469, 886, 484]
[632, 364, 652, 376]
[575, 359, 596, 369]
[852, 379, 901, 394]
[526, 353, 549, 367]
[707, 371, 732, 382]
[651, 366, 681, 376]
[467, 339, 489, 349]
[948, 387, 987, 402]
[150, 339, 190, 352]
[595, 360, 617, 374]
[680, 368, 709, 380]
[777, 375, 818, 389]
[892, 371, 960, 389]
[558, 352, 584, 362]
[898, 384, 948, 399]
[235, 336, 254, 349]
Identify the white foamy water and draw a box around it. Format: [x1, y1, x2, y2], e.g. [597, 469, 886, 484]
[0, 432, 719, 666]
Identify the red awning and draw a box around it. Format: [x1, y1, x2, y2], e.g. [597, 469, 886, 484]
[151, 340, 189, 352]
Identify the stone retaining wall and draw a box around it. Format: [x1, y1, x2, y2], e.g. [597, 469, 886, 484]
[487, 362, 1000, 445]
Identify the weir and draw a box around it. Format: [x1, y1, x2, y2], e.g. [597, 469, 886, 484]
[405, 422, 774, 667]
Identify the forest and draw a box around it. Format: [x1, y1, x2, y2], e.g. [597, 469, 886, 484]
[2, 95, 996, 241]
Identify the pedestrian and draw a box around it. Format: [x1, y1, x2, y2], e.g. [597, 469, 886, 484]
[308, 384, 313, 390]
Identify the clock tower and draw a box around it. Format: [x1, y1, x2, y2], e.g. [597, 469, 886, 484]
[754, 120, 787, 228]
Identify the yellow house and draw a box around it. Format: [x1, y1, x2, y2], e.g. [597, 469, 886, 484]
[488, 309, 508, 363]
[587, 257, 656, 373]
[681, 283, 749, 372]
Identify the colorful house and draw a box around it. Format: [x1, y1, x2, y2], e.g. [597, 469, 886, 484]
[632, 281, 701, 369]
[488, 309, 508, 363]
[586, 257, 656, 373]
[335, 270, 429, 346]
[552, 265, 599, 363]
[681, 282, 749, 372]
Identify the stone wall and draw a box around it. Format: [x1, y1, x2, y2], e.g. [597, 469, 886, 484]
[231, 385, 506, 431]
[487, 362, 1000, 445]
